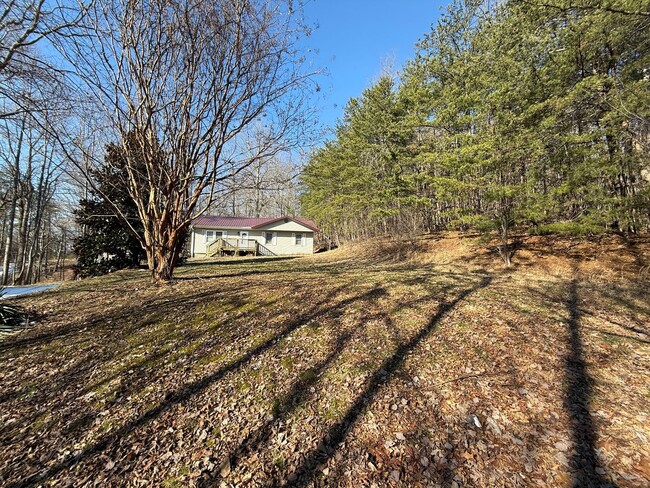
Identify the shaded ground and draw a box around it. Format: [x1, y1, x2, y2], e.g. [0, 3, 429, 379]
[0, 234, 649, 487]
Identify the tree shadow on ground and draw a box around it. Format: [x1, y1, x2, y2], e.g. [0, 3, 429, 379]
[172, 268, 297, 281]
[622, 234, 649, 273]
[564, 278, 615, 488]
[7, 282, 387, 487]
[1, 276, 307, 450]
[181, 256, 297, 268]
[196, 287, 392, 486]
[580, 324, 650, 345]
[522, 282, 649, 342]
[0, 284, 251, 354]
[0, 286, 262, 446]
[281, 276, 493, 487]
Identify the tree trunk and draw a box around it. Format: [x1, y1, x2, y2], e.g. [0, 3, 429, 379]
[1, 201, 16, 286]
[2, 117, 25, 286]
[15, 141, 34, 285]
[499, 218, 512, 267]
[147, 224, 188, 284]
[151, 249, 174, 283]
[25, 159, 50, 284]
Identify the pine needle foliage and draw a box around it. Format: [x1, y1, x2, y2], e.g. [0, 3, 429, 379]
[301, 0, 650, 261]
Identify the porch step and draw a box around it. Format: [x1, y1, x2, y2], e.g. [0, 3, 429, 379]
[206, 238, 276, 257]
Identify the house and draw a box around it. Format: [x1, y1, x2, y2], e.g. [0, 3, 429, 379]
[189, 215, 318, 257]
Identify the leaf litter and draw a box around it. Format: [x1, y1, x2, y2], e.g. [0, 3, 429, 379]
[0, 233, 648, 487]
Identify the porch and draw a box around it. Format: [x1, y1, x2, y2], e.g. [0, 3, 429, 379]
[206, 237, 276, 257]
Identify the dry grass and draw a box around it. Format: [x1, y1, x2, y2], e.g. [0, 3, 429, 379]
[0, 233, 648, 487]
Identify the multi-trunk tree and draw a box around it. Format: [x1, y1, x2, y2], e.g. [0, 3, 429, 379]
[57, 0, 318, 283]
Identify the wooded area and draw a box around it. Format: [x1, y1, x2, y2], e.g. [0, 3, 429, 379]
[0, 109, 70, 285]
[0, 1, 81, 284]
[301, 0, 650, 263]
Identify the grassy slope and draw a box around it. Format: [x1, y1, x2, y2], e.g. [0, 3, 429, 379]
[0, 234, 648, 487]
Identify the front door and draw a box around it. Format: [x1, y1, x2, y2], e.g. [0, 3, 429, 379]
[239, 231, 248, 247]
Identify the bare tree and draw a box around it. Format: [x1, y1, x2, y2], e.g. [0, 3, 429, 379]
[58, 0, 318, 283]
[0, 0, 83, 71]
[0, 115, 25, 285]
[0, 0, 88, 118]
[0, 112, 66, 285]
[211, 153, 302, 218]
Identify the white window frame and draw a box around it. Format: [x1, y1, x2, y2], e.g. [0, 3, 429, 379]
[295, 233, 304, 246]
[205, 230, 215, 243]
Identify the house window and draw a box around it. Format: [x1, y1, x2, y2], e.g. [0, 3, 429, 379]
[295, 233, 303, 246]
[205, 230, 222, 243]
[265, 232, 273, 245]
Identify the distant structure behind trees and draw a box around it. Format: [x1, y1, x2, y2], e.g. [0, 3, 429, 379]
[3, 0, 317, 284]
[58, 0, 318, 283]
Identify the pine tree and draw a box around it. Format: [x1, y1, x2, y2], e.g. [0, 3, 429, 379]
[301, 0, 650, 258]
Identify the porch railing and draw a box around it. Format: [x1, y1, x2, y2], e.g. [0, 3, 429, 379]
[206, 237, 275, 257]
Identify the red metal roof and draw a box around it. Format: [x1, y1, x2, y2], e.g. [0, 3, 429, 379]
[192, 215, 318, 231]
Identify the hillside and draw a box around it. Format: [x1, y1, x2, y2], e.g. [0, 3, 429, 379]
[0, 234, 649, 487]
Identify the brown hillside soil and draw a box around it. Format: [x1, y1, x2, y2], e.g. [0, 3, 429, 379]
[0, 233, 648, 487]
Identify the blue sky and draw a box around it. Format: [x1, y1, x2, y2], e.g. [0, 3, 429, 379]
[302, 0, 446, 131]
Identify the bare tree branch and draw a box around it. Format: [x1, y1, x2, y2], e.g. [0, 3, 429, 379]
[56, 0, 319, 282]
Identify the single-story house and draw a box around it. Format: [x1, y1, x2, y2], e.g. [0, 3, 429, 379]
[189, 215, 318, 257]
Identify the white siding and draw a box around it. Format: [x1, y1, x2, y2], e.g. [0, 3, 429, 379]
[257, 220, 314, 233]
[259, 230, 313, 255]
[192, 228, 207, 255]
[190, 227, 314, 256]
[191, 228, 231, 255]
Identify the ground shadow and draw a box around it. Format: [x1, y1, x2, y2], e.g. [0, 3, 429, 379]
[181, 256, 297, 268]
[198, 331, 355, 487]
[8, 284, 387, 487]
[564, 278, 614, 487]
[0, 286, 261, 446]
[198, 287, 393, 485]
[522, 283, 649, 342]
[0, 284, 249, 353]
[282, 276, 493, 487]
[171, 268, 294, 281]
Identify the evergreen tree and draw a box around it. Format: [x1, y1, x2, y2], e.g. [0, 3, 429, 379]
[73, 138, 147, 278]
[301, 0, 650, 261]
